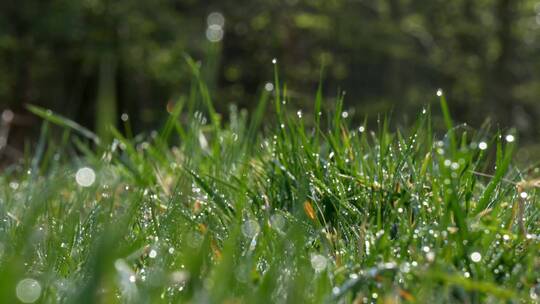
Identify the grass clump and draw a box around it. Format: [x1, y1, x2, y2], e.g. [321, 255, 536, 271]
[1, 68, 539, 303]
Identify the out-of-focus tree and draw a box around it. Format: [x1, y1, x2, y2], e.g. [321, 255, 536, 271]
[1, 0, 540, 141]
[0, 0, 204, 136]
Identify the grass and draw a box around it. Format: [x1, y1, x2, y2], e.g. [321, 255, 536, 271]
[1, 64, 540, 303]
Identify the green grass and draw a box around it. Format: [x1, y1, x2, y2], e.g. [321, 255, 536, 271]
[1, 66, 540, 303]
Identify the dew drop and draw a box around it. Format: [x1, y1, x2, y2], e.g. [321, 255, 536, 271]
[75, 167, 96, 187]
[470, 252, 482, 263]
[426, 251, 435, 262]
[2, 109, 14, 123]
[170, 271, 189, 284]
[16, 279, 41, 303]
[530, 286, 539, 300]
[478, 142, 488, 150]
[436, 89, 443, 97]
[505, 134, 515, 143]
[270, 214, 286, 231]
[206, 24, 224, 42]
[207, 12, 225, 27]
[310, 254, 328, 272]
[241, 219, 260, 238]
[264, 82, 274, 92]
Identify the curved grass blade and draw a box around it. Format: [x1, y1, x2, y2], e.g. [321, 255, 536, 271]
[26, 104, 100, 145]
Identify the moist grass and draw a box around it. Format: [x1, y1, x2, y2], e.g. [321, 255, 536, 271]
[1, 68, 539, 303]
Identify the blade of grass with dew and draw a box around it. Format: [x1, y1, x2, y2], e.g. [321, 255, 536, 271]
[27, 104, 100, 145]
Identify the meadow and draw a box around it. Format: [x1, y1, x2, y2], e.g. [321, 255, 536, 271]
[1, 64, 539, 303]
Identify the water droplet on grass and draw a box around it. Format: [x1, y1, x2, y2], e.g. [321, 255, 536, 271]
[478, 142, 488, 150]
[505, 134, 515, 142]
[198, 131, 209, 150]
[264, 82, 274, 92]
[470, 252, 482, 263]
[2, 109, 14, 123]
[207, 12, 225, 27]
[170, 271, 189, 284]
[75, 167, 96, 187]
[242, 220, 260, 238]
[310, 254, 328, 272]
[436, 89, 443, 97]
[270, 214, 286, 231]
[16, 279, 41, 303]
[530, 285, 539, 300]
[206, 25, 224, 42]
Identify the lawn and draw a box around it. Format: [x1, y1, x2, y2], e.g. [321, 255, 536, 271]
[1, 68, 539, 303]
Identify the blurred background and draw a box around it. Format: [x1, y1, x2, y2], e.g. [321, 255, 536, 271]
[1, 0, 540, 162]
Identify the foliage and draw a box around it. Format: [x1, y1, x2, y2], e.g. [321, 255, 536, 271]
[0, 69, 539, 303]
[2, 0, 540, 139]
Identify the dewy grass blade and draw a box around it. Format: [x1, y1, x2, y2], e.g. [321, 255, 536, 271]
[27, 104, 100, 145]
[438, 90, 456, 155]
[475, 137, 515, 214]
